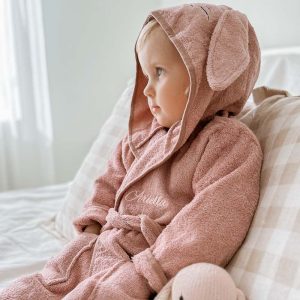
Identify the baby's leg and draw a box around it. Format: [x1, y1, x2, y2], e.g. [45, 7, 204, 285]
[63, 260, 154, 300]
[62, 228, 154, 300]
[0, 232, 97, 300]
[155, 263, 246, 300]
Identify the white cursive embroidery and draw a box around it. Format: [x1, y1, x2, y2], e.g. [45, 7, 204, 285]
[124, 190, 168, 208]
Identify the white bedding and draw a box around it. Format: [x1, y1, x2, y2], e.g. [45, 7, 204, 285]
[0, 183, 70, 288]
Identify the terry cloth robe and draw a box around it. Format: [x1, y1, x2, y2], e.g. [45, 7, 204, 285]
[0, 3, 263, 300]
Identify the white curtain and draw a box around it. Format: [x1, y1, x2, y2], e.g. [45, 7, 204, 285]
[0, 0, 55, 192]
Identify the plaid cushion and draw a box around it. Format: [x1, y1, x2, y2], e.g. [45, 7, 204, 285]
[226, 86, 300, 299]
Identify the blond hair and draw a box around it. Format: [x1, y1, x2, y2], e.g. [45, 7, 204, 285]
[136, 19, 160, 53]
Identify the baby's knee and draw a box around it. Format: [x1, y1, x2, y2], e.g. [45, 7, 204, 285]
[171, 262, 245, 300]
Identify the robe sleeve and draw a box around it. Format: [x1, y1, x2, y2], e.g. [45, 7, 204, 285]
[131, 126, 263, 293]
[73, 133, 133, 233]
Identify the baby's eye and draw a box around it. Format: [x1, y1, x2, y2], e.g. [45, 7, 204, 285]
[156, 67, 163, 77]
[143, 67, 163, 81]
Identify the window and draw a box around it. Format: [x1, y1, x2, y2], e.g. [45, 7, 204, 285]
[0, 0, 10, 121]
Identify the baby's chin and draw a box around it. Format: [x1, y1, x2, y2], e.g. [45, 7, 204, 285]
[152, 110, 182, 129]
[155, 118, 176, 130]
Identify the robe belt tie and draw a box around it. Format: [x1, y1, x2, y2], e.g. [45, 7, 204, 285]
[101, 208, 164, 246]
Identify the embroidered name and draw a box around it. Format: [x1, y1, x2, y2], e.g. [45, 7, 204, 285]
[124, 190, 168, 208]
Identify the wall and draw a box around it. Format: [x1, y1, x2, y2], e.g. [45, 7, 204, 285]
[42, 0, 160, 184]
[161, 0, 300, 49]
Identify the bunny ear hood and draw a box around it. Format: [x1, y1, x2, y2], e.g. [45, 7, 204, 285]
[129, 3, 260, 161]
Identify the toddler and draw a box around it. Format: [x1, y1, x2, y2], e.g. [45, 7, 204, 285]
[0, 3, 262, 300]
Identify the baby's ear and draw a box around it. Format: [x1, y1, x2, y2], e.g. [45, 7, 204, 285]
[206, 9, 250, 91]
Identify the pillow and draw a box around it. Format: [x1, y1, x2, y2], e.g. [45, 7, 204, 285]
[247, 47, 300, 106]
[54, 78, 134, 240]
[256, 47, 300, 95]
[226, 86, 300, 299]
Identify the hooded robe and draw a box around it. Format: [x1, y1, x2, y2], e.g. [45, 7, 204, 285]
[0, 3, 263, 300]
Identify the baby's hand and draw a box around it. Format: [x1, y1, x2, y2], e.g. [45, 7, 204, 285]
[83, 223, 101, 235]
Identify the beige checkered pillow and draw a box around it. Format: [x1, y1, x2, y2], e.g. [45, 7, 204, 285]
[54, 78, 134, 240]
[226, 86, 300, 299]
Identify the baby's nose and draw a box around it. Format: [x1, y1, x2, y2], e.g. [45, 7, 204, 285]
[143, 86, 150, 97]
[143, 82, 154, 98]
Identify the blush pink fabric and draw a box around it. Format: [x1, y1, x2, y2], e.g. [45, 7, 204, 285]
[0, 3, 262, 299]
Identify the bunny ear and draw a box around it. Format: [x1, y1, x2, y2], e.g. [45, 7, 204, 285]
[206, 10, 250, 91]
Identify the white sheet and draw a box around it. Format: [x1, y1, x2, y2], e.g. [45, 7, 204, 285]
[0, 183, 70, 288]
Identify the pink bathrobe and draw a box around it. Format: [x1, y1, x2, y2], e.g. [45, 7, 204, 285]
[0, 3, 262, 300]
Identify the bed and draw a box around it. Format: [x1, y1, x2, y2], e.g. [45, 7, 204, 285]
[0, 183, 70, 288]
[1, 46, 300, 299]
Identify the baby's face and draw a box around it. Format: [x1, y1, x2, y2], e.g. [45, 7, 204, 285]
[137, 27, 190, 128]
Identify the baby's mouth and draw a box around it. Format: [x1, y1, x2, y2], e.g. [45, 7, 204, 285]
[151, 106, 160, 113]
